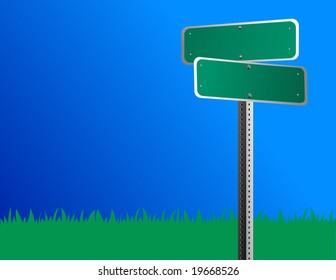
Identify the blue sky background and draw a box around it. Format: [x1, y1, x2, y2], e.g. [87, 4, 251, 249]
[0, 1, 334, 219]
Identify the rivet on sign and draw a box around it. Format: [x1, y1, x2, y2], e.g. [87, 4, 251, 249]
[189, 32, 191, 35]
[288, 48, 291, 50]
[248, 93, 252, 99]
[297, 93, 299, 96]
[239, 55, 243, 59]
[238, 25, 242, 30]
[297, 73, 300, 76]
[189, 53, 192, 56]
[200, 64, 202, 67]
[247, 65, 251, 70]
[200, 85, 203, 88]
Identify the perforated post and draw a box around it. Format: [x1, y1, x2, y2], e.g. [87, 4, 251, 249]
[238, 101, 254, 260]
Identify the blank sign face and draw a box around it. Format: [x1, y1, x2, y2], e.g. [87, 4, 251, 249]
[194, 58, 307, 105]
[182, 19, 299, 64]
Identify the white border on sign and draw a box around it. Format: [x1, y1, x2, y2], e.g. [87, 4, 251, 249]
[182, 18, 300, 64]
[194, 57, 308, 106]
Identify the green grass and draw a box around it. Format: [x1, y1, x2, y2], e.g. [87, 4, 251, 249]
[0, 209, 335, 260]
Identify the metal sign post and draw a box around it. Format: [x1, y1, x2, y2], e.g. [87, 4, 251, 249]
[182, 19, 307, 260]
[238, 101, 253, 260]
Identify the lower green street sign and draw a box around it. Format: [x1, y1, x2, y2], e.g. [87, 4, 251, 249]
[182, 19, 299, 64]
[194, 57, 307, 105]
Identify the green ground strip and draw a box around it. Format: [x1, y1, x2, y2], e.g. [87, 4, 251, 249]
[0, 209, 335, 260]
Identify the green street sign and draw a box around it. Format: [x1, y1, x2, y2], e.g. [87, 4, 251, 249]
[182, 19, 298, 64]
[182, 19, 308, 260]
[194, 58, 307, 105]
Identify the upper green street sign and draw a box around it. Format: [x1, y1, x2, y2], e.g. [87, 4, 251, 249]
[195, 58, 307, 105]
[182, 19, 299, 64]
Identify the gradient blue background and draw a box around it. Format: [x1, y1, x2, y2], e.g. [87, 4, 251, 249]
[0, 1, 334, 219]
